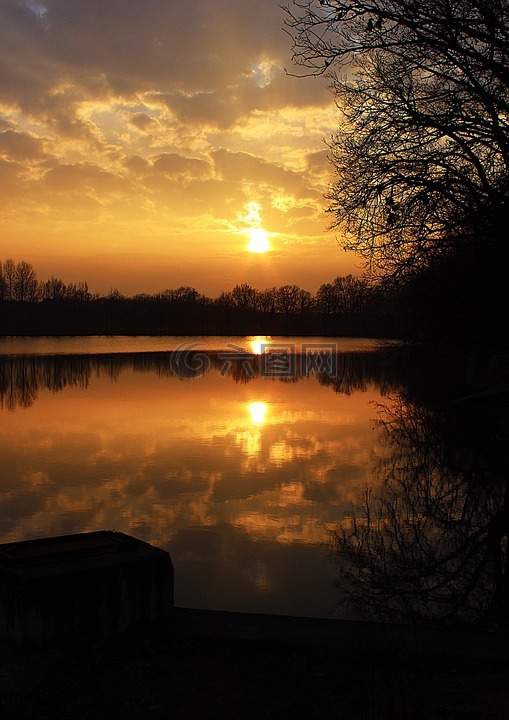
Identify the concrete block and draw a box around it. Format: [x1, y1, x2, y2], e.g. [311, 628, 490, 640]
[0, 530, 173, 644]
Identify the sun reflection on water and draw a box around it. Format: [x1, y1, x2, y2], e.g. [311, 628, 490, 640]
[249, 401, 267, 425]
[248, 336, 271, 355]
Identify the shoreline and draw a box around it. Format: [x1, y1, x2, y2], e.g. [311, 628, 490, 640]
[2, 607, 508, 719]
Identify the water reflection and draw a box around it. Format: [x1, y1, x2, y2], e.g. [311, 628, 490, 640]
[332, 354, 509, 626]
[0, 349, 399, 410]
[247, 336, 271, 355]
[248, 401, 267, 425]
[0, 348, 397, 617]
[5, 347, 507, 623]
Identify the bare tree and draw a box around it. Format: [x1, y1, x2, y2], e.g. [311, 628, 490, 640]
[40, 276, 67, 300]
[167, 286, 201, 303]
[14, 261, 38, 301]
[258, 287, 278, 313]
[296, 288, 313, 313]
[231, 283, 260, 311]
[276, 284, 304, 313]
[316, 274, 369, 312]
[2, 258, 16, 301]
[66, 281, 91, 302]
[332, 392, 509, 624]
[0, 261, 6, 301]
[284, 0, 509, 277]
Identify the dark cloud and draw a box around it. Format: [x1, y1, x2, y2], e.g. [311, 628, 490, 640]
[152, 153, 211, 178]
[0, 1, 289, 103]
[0, 1, 328, 133]
[157, 72, 329, 130]
[129, 112, 158, 131]
[212, 148, 319, 200]
[42, 162, 120, 191]
[306, 150, 330, 176]
[0, 129, 47, 160]
[123, 154, 150, 175]
[0, 117, 15, 130]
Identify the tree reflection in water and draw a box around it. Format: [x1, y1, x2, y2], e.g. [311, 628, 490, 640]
[332, 365, 509, 627]
[0, 348, 400, 410]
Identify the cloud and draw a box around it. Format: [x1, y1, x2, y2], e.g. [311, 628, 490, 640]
[0, 1, 329, 135]
[155, 72, 329, 130]
[306, 149, 330, 176]
[0, 129, 47, 160]
[0, 1, 288, 100]
[0, 158, 24, 197]
[0, 1, 346, 294]
[211, 148, 319, 200]
[129, 112, 158, 132]
[42, 162, 122, 193]
[152, 153, 211, 178]
[123, 154, 149, 175]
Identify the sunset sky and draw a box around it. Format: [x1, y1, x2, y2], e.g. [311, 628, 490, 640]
[0, 0, 361, 296]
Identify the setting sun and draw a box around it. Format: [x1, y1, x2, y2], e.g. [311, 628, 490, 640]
[248, 228, 270, 254]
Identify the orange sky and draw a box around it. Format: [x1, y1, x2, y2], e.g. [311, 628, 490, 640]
[0, 0, 361, 296]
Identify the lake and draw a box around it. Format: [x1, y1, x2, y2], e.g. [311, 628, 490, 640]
[2, 335, 504, 623]
[0, 336, 399, 619]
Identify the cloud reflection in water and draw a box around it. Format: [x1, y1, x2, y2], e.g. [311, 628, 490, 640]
[0, 349, 397, 616]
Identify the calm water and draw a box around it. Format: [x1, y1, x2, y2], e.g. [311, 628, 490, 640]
[0, 336, 397, 619]
[0, 335, 381, 356]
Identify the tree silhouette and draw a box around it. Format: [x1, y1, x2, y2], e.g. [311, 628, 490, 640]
[0, 261, 6, 301]
[276, 284, 304, 313]
[316, 275, 370, 313]
[0, 257, 399, 337]
[284, 0, 509, 278]
[2, 258, 16, 301]
[231, 283, 260, 311]
[40, 276, 67, 301]
[332, 386, 509, 625]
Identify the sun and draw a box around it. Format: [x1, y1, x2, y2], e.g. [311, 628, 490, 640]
[247, 227, 270, 253]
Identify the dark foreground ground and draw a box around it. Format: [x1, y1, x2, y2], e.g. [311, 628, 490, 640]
[1, 608, 508, 720]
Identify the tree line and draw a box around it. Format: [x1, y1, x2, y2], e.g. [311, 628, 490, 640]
[0, 257, 384, 314]
[0, 257, 404, 337]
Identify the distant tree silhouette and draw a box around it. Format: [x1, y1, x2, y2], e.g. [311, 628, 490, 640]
[276, 284, 303, 314]
[258, 287, 278, 313]
[12, 261, 38, 301]
[231, 283, 259, 311]
[2, 258, 16, 301]
[0, 261, 6, 301]
[316, 275, 370, 314]
[0, 257, 401, 337]
[169, 286, 203, 303]
[66, 281, 91, 302]
[40, 276, 67, 301]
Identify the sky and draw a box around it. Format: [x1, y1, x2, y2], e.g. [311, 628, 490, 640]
[0, 0, 361, 297]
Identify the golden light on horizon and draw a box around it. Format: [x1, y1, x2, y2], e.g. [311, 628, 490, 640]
[247, 227, 270, 253]
[0, 3, 358, 297]
[249, 401, 267, 425]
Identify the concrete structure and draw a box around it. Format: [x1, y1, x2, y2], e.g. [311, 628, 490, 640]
[0, 530, 173, 644]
